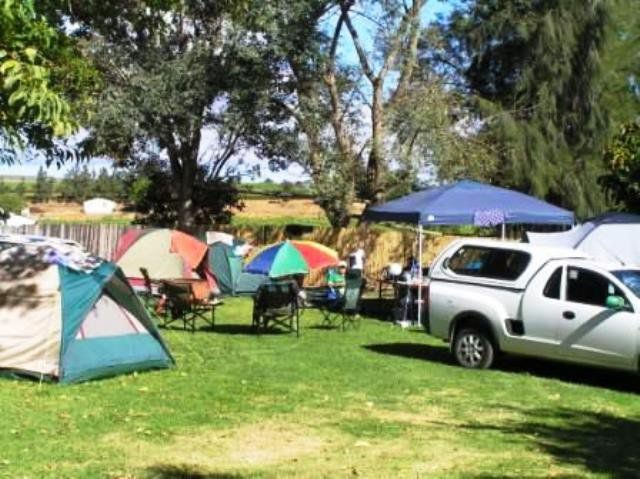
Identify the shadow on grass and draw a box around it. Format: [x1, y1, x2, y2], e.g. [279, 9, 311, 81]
[364, 342, 640, 394]
[363, 342, 454, 364]
[146, 464, 244, 478]
[306, 324, 340, 330]
[497, 355, 640, 395]
[210, 324, 289, 336]
[460, 406, 640, 478]
[359, 297, 394, 321]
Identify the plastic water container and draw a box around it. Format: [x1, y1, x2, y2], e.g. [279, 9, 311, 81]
[388, 263, 402, 276]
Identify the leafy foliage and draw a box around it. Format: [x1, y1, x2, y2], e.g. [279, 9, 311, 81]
[0, 0, 97, 164]
[56, 0, 272, 230]
[0, 191, 24, 216]
[601, 0, 640, 125]
[244, 0, 489, 224]
[600, 121, 640, 212]
[122, 159, 243, 227]
[436, 0, 612, 215]
[387, 79, 497, 189]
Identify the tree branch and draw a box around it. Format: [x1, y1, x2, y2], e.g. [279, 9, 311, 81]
[328, 13, 343, 73]
[324, 13, 352, 158]
[340, 2, 375, 82]
[390, 0, 425, 105]
[378, 1, 419, 83]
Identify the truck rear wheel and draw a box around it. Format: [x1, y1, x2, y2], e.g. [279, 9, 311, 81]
[453, 327, 495, 369]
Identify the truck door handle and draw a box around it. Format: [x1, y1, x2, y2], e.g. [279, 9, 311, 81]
[563, 311, 575, 320]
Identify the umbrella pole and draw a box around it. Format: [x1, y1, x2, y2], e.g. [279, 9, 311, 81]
[417, 224, 423, 327]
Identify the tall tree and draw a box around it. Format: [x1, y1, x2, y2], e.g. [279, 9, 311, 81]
[251, 0, 487, 225]
[254, 0, 359, 226]
[55, 0, 261, 231]
[601, 0, 640, 125]
[122, 158, 242, 226]
[437, 0, 612, 216]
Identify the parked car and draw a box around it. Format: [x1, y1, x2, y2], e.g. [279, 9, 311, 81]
[428, 238, 640, 372]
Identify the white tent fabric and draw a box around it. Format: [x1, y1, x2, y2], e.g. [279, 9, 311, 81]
[83, 198, 116, 215]
[206, 231, 235, 246]
[0, 264, 62, 377]
[526, 226, 592, 248]
[77, 294, 149, 339]
[4, 213, 36, 227]
[527, 222, 640, 267]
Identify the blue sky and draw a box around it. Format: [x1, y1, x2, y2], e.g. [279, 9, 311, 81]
[0, 1, 456, 183]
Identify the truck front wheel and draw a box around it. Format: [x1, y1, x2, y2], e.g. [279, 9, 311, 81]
[453, 328, 495, 369]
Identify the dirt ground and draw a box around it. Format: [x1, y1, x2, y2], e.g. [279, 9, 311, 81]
[233, 198, 327, 219]
[233, 198, 365, 220]
[29, 202, 135, 222]
[28, 199, 364, 222]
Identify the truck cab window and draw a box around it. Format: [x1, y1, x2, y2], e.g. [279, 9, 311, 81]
[543, 267, 562, 299]
[566, 267, 624, 307]
[612, 270, 640, 298]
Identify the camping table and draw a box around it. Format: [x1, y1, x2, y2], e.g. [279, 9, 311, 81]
[163, 278, 211, 301]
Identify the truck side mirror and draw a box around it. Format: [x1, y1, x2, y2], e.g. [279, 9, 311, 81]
[606, 295, 626, 310]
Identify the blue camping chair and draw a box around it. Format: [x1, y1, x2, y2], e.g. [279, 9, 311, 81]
[309, 275, 363, 330]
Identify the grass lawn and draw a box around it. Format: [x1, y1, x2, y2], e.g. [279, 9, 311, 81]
[1, 297, 639, 478]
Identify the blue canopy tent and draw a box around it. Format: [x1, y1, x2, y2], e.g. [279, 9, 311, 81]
[363, 180, 574, 226]
[362, 180, 575, 325]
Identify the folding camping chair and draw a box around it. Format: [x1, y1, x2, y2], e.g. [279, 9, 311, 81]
[139, 267, 162, 308]
[315, 275, 364, 330]
[252, 280, 300, 336]
[160, 280, 217, 333]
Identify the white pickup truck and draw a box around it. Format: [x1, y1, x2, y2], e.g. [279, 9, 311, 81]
[428, 238, 640, 372]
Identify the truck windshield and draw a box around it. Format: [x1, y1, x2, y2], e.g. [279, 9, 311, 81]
[612, 270, 640, 298]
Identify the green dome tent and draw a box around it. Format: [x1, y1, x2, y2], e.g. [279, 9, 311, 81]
[209, 241, 267, 296]
[0, 236, 174, 383]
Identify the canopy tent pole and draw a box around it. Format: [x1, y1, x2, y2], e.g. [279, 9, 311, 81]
[417, 223, 423, 327]
[501, 222, 506, 240]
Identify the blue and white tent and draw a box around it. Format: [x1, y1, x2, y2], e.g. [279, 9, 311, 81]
[526, 213, 640, 266]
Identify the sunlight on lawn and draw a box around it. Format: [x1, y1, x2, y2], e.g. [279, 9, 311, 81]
[0, 297, 639, 478]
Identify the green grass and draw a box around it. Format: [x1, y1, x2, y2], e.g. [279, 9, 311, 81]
[239, 182, 316, 199]
[1, 297, 640, 478]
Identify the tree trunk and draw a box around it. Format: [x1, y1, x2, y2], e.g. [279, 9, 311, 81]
[177, 159, 196, 233]
[168, 128, 201, 233]
[367, 79, 385, 202]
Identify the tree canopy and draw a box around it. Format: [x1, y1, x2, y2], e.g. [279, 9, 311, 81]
[600, 121, 640, 212]
[435, 0, 613, 216]
[4, 0, 639, 227]
[52, 0, 281, 230]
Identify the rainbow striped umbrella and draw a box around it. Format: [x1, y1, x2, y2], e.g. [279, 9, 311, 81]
[244, 240, 339, 278]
